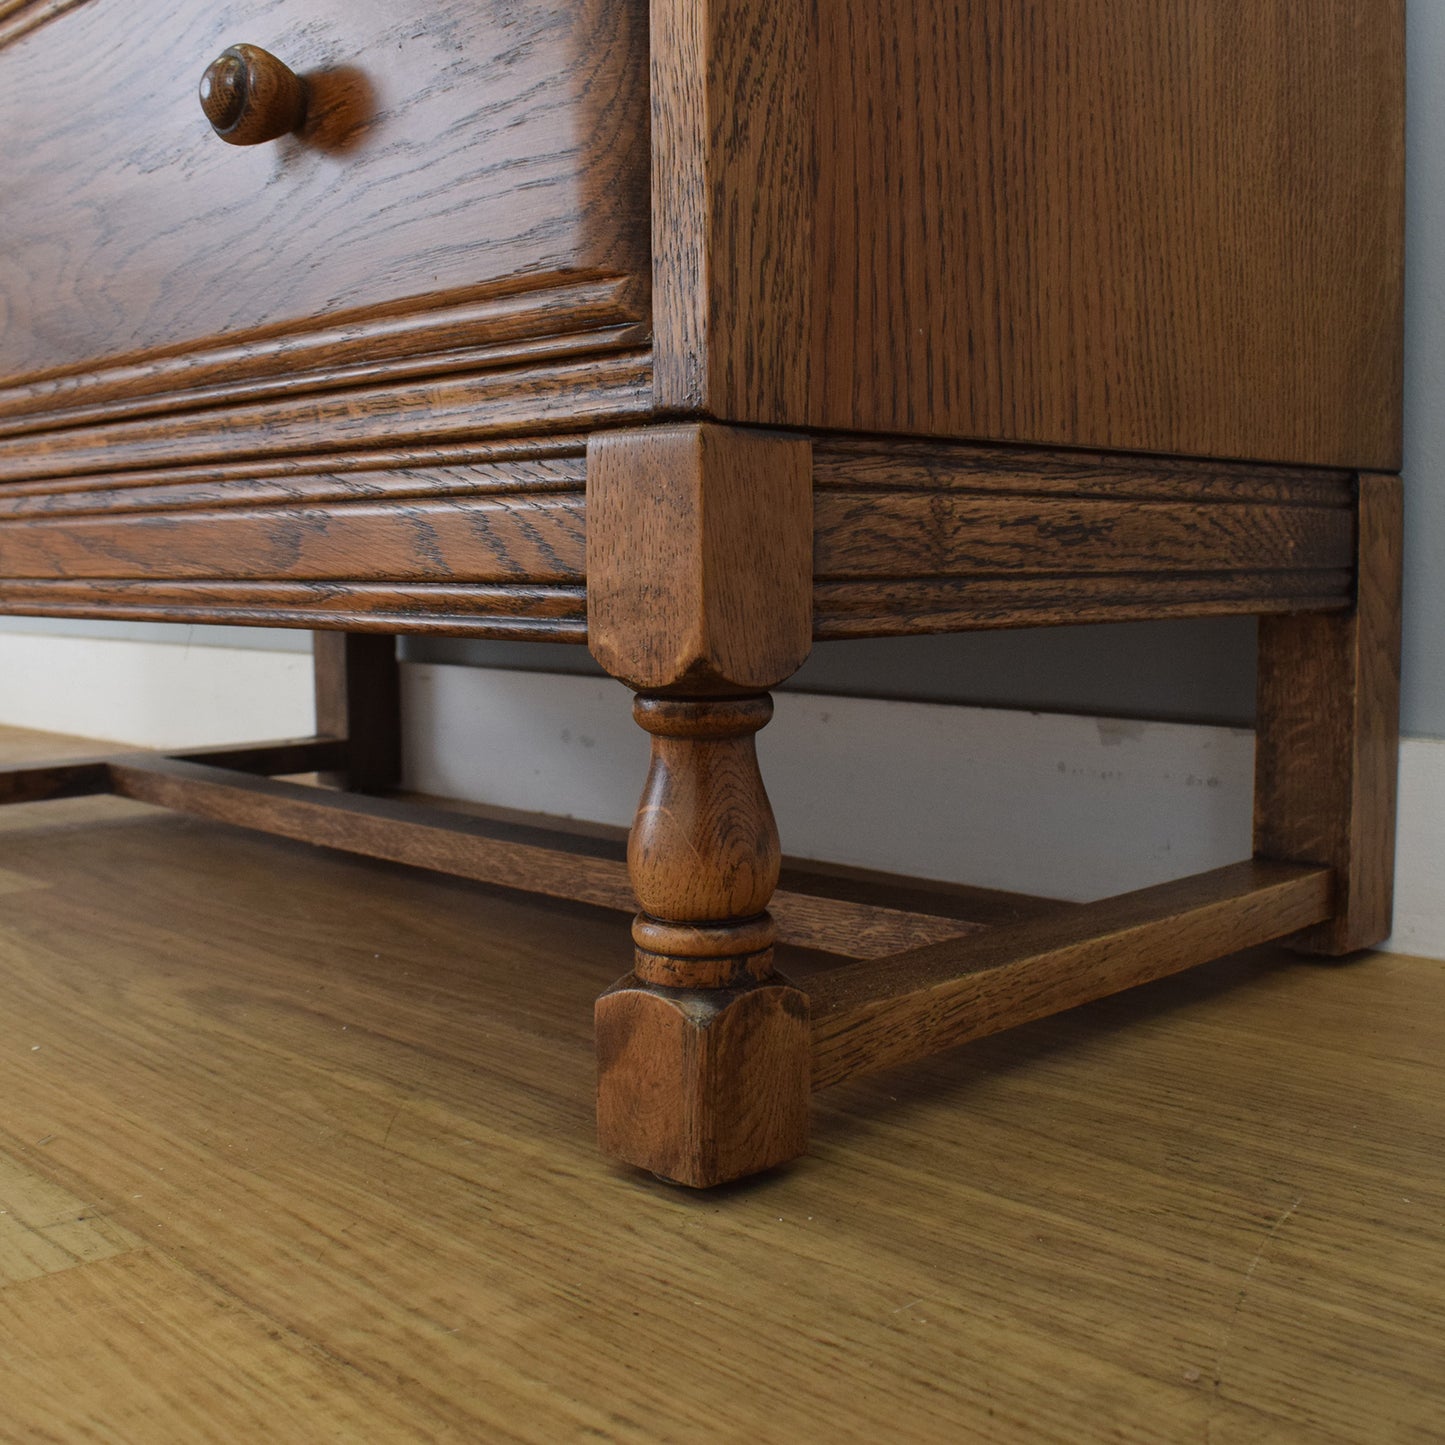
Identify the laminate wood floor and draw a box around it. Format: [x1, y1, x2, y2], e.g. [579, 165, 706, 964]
[0, 723, 1439, 1443]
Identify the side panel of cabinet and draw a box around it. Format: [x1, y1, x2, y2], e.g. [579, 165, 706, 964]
[654, 0, 1404, 470]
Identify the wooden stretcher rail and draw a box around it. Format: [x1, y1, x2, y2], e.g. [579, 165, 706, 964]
[0, 736, 347, 804]
[2, 751, 969, 961]
[807, 860, 1335, 1090]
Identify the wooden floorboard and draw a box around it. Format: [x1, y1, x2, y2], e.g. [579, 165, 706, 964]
[0, 723, 1440, 1442]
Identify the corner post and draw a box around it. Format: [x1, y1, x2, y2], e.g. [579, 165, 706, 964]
[1254, 472, 1403, 953]
[313, 632, 402, 795]
[587, 423, 813, 1185]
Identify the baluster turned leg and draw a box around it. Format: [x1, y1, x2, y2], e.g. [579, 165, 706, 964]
[596, 694, 809, 1185]
[586, 422, 814, 1185]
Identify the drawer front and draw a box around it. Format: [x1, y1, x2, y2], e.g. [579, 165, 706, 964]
[0, 0, 650, 387]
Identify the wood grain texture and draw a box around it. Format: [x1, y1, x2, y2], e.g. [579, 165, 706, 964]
[602, 689, 811, 1182]
[812, 438, 1358, 506]
[0, 496, 586, 583]
[810, 861, 1334, 1091]
[0, 0, 649, 383]
[107, 756, 638, 913]
[0, 579, 590, 638]
[810, 436, 1357, 635]
[586, 425, 815, 1183]
[815, 495, 1353, 579]
[626, 696, 782, 989]
[0, 459, 588, 521]
[0, 746, 1442, 1440]
[0, 437, 590, 502]
[595, 976, 810, 1187]
[0, 0, 90, 48]
[0, 277, 647, 436]
[649, 0, 812, 417]
[813, 572, 1355, 639]
[587, 424, 812, 693]
[656, 0, 1404, 468]
[313, 633, 401, 795]
[0, 352, 653, 484]
[0, 428, 1363, 639]
[1255, 473, 1404, 953]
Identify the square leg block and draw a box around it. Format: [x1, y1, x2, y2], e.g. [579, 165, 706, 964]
[595, 976, 810, 1188]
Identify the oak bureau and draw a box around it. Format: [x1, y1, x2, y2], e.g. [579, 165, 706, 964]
[0, 0, 1404, 1185]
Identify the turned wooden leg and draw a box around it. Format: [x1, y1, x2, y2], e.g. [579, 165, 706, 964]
[586, 422, 814, 1185]
[313, 632, 402, 794]
[595, 695, 809, 1186]
[1254, 473, 1403, 953]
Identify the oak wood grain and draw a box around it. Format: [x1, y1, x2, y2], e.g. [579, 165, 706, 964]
[0, 578, 590, 638]
[1255, 473, 1404, 953]
[0, 496, 586, 584]
[650, 0, 812, 420]
[0, 437, 590, 502]
[810, 441, 1359, 629]
[657, 0, 1404, 468]
[0, 0, 649, 383]
[810, 861, 1334, 1090]
[815, 494, 1353, 580]
[0, 0, 91, 48]
[595, 975, 810, 1187]
[0, 459, 587, 521]
[0, 276, 646, 437]
[379, 793, 1012, 959]
[812, 438, 1358, 507]
[198, 43, 308, 148]
[587, 424, 813, 693]
[626, 695, 782, 989]
[0, 352, 653, 484]
[813, 572, 1355, 639]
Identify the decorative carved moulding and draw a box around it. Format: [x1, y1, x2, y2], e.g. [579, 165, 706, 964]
[0, 0, 93, 49]
[0, 274, 649, 437]
[810, 438, 1359, 636]
[0, 437, 592, 638]
[0, 348, 654, 484]
[0, 429, 1367, 644]
[0, 578, 589, 638]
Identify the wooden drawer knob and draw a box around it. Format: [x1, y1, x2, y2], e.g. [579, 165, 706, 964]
[199, 44, 306, 145]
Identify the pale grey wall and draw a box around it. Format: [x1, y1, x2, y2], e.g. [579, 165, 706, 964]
[6, 4, 1440, 737]
[0, 617, 310, 651]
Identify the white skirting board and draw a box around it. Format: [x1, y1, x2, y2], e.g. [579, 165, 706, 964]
[402, 662, 1445, 962]
[0, 630, 315, 749]
[0, 632, 1438, 960]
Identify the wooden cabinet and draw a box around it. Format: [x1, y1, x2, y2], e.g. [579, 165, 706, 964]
[0, 0, 1405, 1187]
